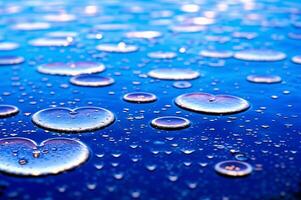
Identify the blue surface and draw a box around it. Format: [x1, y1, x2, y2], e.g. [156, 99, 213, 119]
[0, 0, 301, 199]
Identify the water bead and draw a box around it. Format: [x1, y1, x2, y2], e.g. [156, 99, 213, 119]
[0, 42, 19, 51]
[47, 31, 78, 38]
[247, 75, 282, 84]
[292, 55, 301, 64]
[0, 56, 25, 65]
[32, 107, 115, 133]
[94, 24, 131, 31]
[123, 92, 157, 103]
[0, 137, 89, 176]
[125, 31, 162, 39]
[234, 50, 286, 62]
[200, 50, 233, 59]
[70, 75, 114, 87]
[96, 43, 139, 53]
[147, 52, 177, 59]
[0, 105, 19, 118]
[180, 4, 200, 13]
[175, 92, 250, 115]
[173, 81, 192, 89]
[214, 160, 253, 177]
[151, 116, 190, 130]
[43, 14, 76, 22]
[12, 22, 51, 31]
[169, 25, 206, 33]
[191, 17, 215, 25]
[148, 68, 200, 80]
[37, 62, 105, 76]
[29, 38, 73, 47]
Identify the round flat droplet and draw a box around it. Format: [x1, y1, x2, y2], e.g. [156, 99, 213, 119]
[200, 50, 233, 58]
[96, 43, 138, 53]
[151, 116, 190, 130]
[247, 75, 282, 84]
[148, 68, 200, 80]
[169, 25, 206, 33]
[32, 107, 115, 133]
[234, 50, 286, 62]
[0, 42, 19, 51]
[0, 56, 24, 66]
[29, 38, 73, 47]
[191, 17, 215, 25]
[292, 55, 301, 64]
[147, 52, 177, 59]
[43, 14, 76, 22]
[0, 137, 89, 176]
[214, 160, 252, 177]
[47, 31, 78, 38]
[175, 92, 250, 115]
[173, 81, 192, 89]
[0, 105, 19, 118]
[94, 24, 130, 31]
[12, 22, 51, 31]
[125, 31, 162, 39]
[37, 62, 105, 76]
[70, 75, 114, 87]
[123, 92, 157, 103]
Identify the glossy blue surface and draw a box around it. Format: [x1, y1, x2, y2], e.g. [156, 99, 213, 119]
[0, 0, 301, 199]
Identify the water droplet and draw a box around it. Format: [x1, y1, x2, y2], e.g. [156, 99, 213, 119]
[0, 56, 24, 66]
[96, 43, 138, 53]
[173, 81, 192, 89]
[29, 38, 73, 47]
[0, 105, 19, 118]
[148, 68, 200, 80]
[32, 107, 115, 133]
[214, 160, 253, 177]
[12, 22, 51, 31]
[175, 92, 250, 115]
[292, 55, 301, 64]
[147, 51, 177, 59]
[234, 50, 286, 62]
[151, 116, 190, 130]
[0, 42, 19, 51]
[247, 75, 282, 84]
[0, 137, 89, 176]
[70, 75, 114, 87]
[125, 31, 162, 39]
[123, 92, 157, 103]
[200, 50, 233, 58]
[37, 62, 105, 76]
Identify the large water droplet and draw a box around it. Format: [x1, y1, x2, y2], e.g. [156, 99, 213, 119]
[0, 56, 24, 66]
[32, 107, 115, 133]
[37, 62, 105, 76]
[175, 92, 250, 115]
[234, 50, 286, 62]
[0, 105, 19, 118]
[148, 68, 200, 80]
[96, 43, 139, 53]
[247, 75, 282, 84]
[0, 137, 89, 176]
[70, 75, 114, 87]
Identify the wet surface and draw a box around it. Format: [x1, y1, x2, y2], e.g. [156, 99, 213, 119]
[0, 0, 301, 199]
